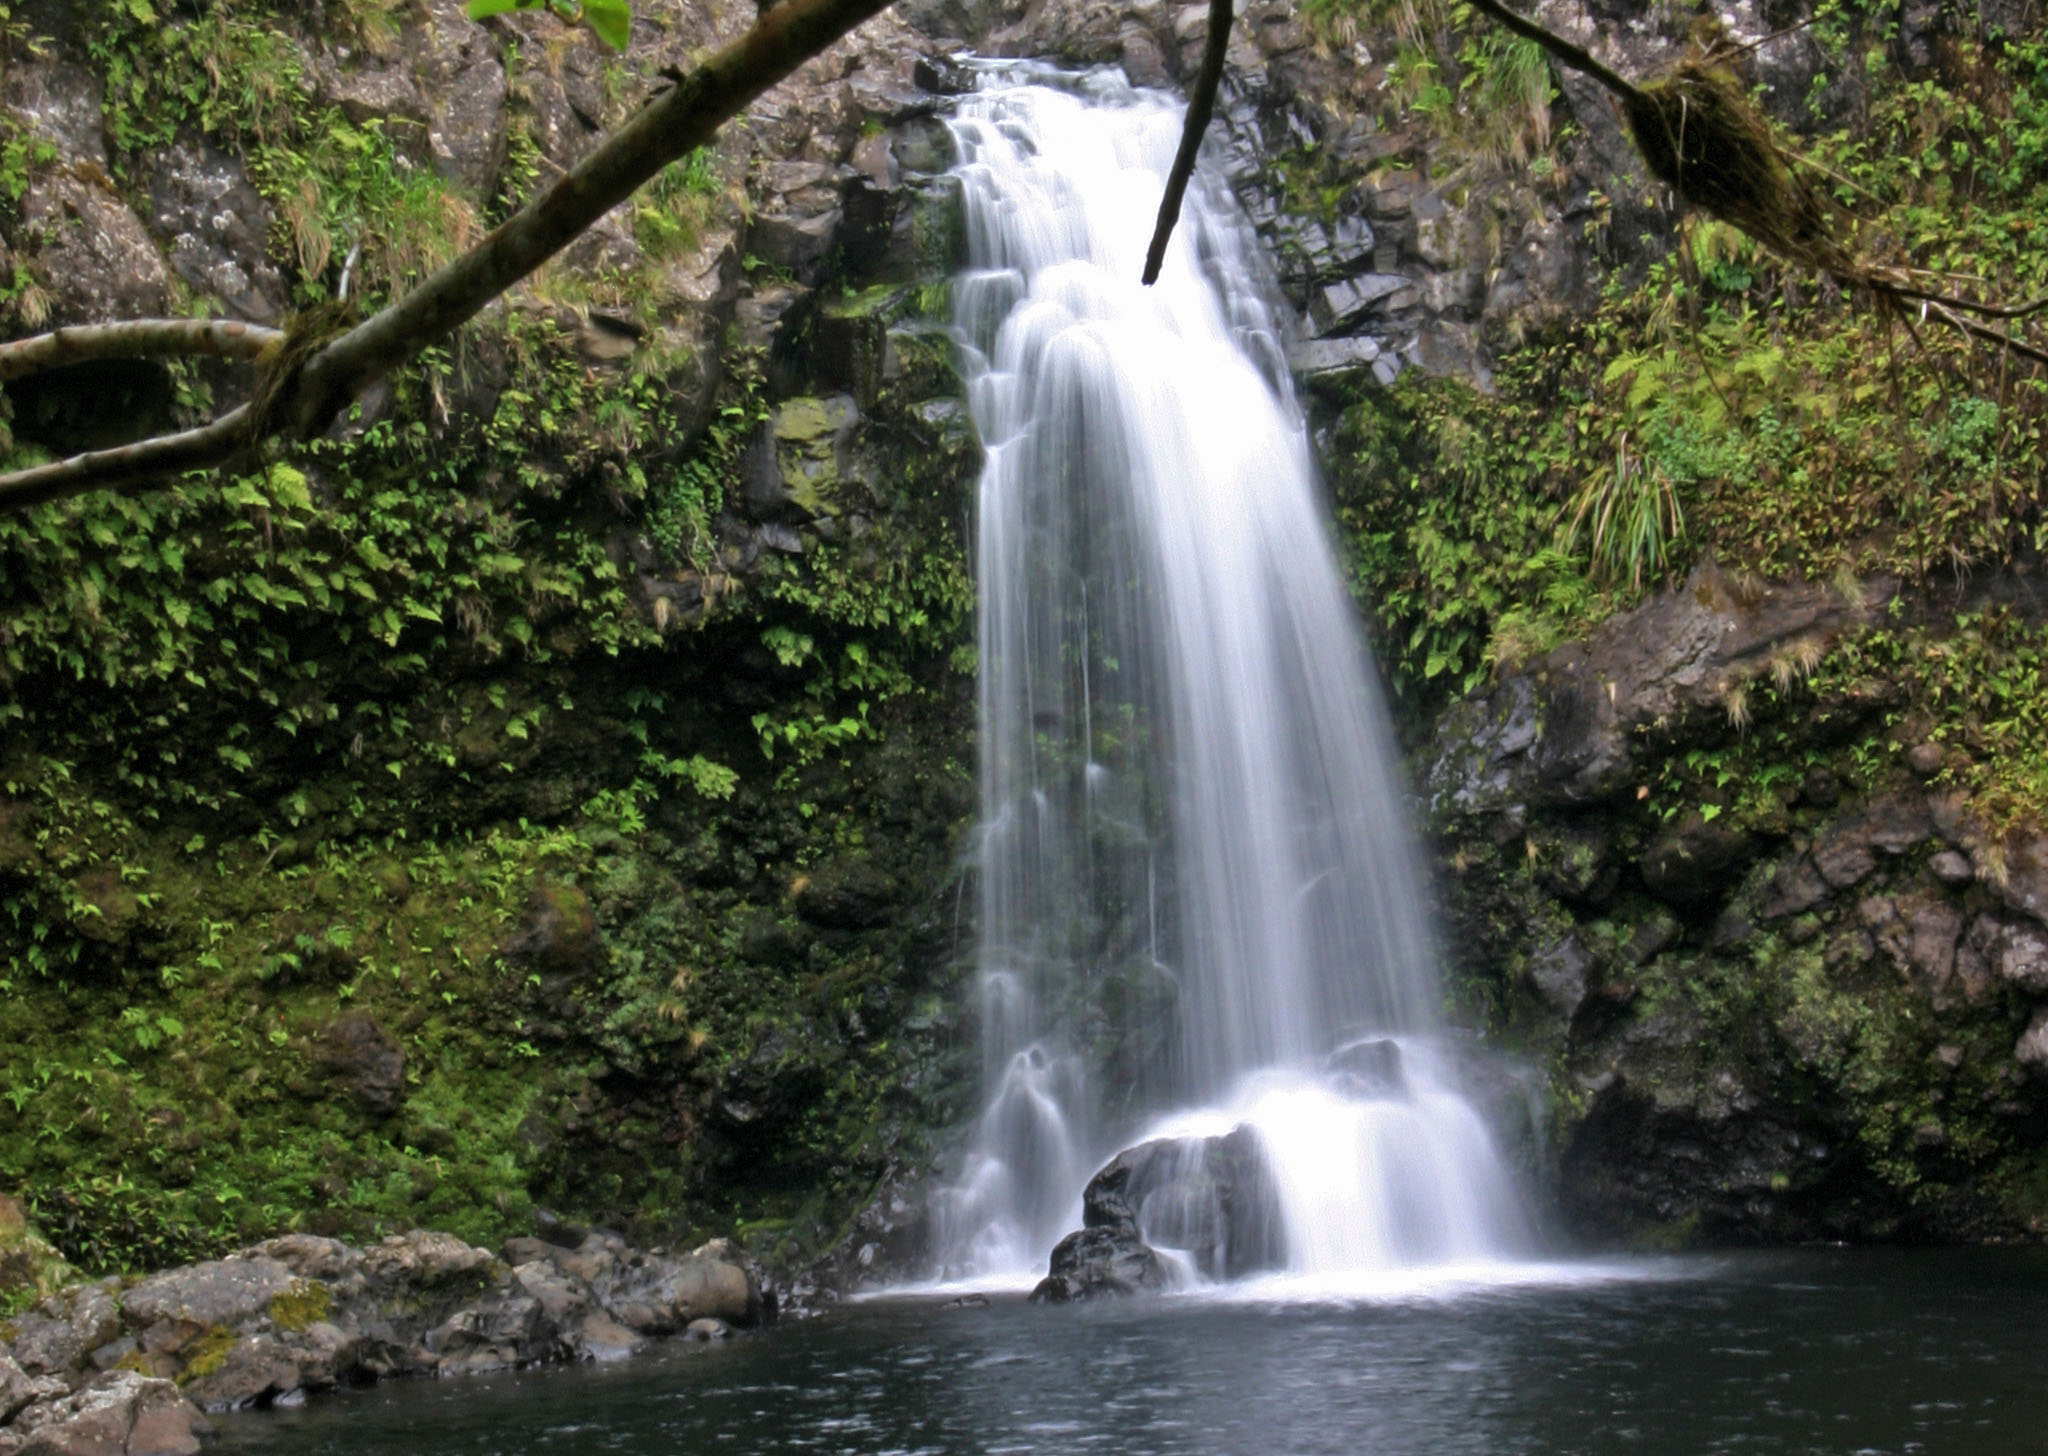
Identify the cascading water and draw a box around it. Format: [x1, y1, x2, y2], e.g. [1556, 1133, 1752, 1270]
[936, 67, 1530, 1288]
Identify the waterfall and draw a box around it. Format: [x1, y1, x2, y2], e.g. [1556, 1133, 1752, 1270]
[936, 67, 1530, 1287]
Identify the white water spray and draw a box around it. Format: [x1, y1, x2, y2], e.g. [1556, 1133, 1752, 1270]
[936, 68, 1530, 1287]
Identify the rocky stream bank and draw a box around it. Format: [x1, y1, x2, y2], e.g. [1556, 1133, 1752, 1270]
[0, 1220, 766, 1454]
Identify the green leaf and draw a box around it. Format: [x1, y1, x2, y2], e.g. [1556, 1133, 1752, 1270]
[464, 0, 534, 19]
[582, 0, 631, 48]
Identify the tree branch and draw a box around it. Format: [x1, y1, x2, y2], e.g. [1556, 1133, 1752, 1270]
[0, 0, 897, 511]
[0, 410, 253, 514]
[288, 0, 897, 437]
[1142, 0, 1234, 286]
[0, 319, 282, 383]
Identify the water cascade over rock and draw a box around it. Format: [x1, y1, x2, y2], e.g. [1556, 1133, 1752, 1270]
[935, 68, 1532, 1293]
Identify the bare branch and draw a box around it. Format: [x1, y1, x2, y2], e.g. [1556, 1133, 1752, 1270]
[1142, 0, 1234, 286]
[0, 319, 282, 383]
[0, 410, 252, 514]
[0, 0, 897, 511]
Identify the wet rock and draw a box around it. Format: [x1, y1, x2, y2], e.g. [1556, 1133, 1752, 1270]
[793, 856, 898, 930]
[144, 143, 288, 325]
[682, 1318, 733, 1341]
[1527, 933, 1593, 1018]
[504, 881, 602, 979]
[18, 172, 171, 328]
[1995, 921, 2048, 997]
[1287, 335, 1382, 378]
[1066, 1126, 1285, 1284]
[539, 1232, 763, 1332]
[423, 1294, 548, 1374]
[310, 1012, 406, 1116]
[1907, 742, 1945, 777]
[1641, 818, 1753, 906]
[741, 395, 864, 523]
[1531, 824, 1616, 905]
[176, 1335, 304, 1413]
[1621, 910, 1681, 967]
[120, 1258, 294, 1332]
[1326, 1038, 1407, 1098]
[1029, 1224, 1167, 1304]
[7, 1284, 122, 1381]
[2016, 1008, 2048, 1080]
[5, 1371, 203, 1456]
[1430, 564, 1890, 814]
[1759, 855, 1829, 919]
[1898, 895, 1964, 1000]
[1307, 273, 1413, 336]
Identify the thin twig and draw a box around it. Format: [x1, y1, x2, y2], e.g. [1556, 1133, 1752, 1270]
[1142, 0, 1234, 285]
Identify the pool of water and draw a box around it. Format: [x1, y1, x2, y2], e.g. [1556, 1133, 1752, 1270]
[207, 1249, 2048, 1456]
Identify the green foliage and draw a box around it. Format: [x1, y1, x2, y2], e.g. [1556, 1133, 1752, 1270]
[1333, 31, 2048, 741]
[1302, 0, 1559, 166]
[466, 0, 631, 51]
[633, 148, 724, 264]
[257, 113, 477, 307]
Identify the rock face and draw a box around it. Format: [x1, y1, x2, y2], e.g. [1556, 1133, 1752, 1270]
[1031, 1126, 1285, 1301]
[1427, 564, 2048, 1246]
[0, 1228, 765, 1444]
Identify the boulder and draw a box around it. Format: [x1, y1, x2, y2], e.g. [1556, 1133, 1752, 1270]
[0, 1353, 41, 1425]
[144, 143, 287, 324]
[5, 1372, 203, 1456]
[1036, 1124, 1286, 1299]
[1641, 819, 1752, 905]
[120, 1258, 294, 1332]
[7, 1285, 121, 1381]
[1429, 563, 1890, 815]
[310, 1013, 406, 1115]
[1526, 933, 1593, 1018]
[1325, 1039, 1408, 1099]
[2016, 1008, 2048, 1080]
[1029, 1223, 1168, 1304]
[175, 1335, 304, 1413]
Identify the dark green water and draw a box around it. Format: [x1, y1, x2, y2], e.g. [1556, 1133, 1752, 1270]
[207, 1251, 2048, 1456]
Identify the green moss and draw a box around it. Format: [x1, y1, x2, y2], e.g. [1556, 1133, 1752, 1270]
[177, 1326, 239, 1384]
[267, 1279, 332, 1332]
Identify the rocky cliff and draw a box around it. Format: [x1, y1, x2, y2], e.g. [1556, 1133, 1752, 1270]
[0, 0, 2042, 1298]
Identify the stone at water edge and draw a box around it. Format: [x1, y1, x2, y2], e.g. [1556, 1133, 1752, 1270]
[1031, 1125, 1290, 1301]
[1029, 1223, 1170, 1304]
[0, 1370, 205, 1456]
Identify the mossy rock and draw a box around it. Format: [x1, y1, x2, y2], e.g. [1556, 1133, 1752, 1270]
[0, 1193, 75, 1310]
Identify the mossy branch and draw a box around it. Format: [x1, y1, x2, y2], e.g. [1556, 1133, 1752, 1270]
[1466, 0, 2048, 368]
[1143, 0, 1234, 285]
[0, 319, 283, 383]
[0, 0, 896, 513]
